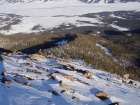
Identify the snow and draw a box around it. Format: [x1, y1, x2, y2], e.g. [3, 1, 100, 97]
[0, 1, 140, 34]
[96, 43, 112, 56]
[110, 24, 130, 31]
[0, 54, 140, 105]
[110, 14, 126, 20]
[56, 40, 68, 45]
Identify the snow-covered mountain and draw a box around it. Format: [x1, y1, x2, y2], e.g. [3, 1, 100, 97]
[0, 53, 140, 105]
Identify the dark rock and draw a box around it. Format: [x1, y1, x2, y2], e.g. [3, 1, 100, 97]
[47, 73, 56, 80]
[1, 77, 12, 84]
[95, 91, 110, 100]
[72, 96, 79, 100]
[48, 90, 60, 96]
[83, 70, 93, 79]
[61, 90, 67, 94]
[1, 71, 7, 76]
[128, 80, 133, 84]
[109, 102, 121, 105]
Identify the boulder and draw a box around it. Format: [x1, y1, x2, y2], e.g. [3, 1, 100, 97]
[1, 77, 12, 84]
[72, 96, 79, 100]
[128, 80, 133, 85]
[61, 73, 76, 82]
[83, 70, 93, 79]
[78, 79, 88, 85]
[63, 65, 69, 70]
[133, 83, 139, 89]
[48, 90, 60, 96]
[47, 73, 56, 80]
[1, 71, 7, 76]
[114, 80, 119, 84]
[95, 91, 110, 100]
[56, 58, 62, 62]
[23, 54, 28, 58]
[123, 74, 130, 80]
[61, 90, 67, 94]
[31, 54, 46, 60]
[59, 80, 75, 93]
[27, 69, 33, 73]
[7, 53, 12, 57]
[14, 79, 30, 86]
[3, 52, 7, 55]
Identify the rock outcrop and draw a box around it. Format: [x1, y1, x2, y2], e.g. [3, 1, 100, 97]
[47, 73, 56, 80]
[59, 80, 75, 93]
[95, 91, 110, 100]
[1, 77, 12, 84]
[48, 90, 60, 96]
[1, 71, 7, 76]
[123, 74, 130, 80]
[31, 54, 46, 60]
[61, 73, 76, 82]
[83, 70, 93, 79]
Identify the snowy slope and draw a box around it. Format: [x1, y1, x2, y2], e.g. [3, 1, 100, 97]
[0, 0, 140, 35]
[0, 54, 140, 105]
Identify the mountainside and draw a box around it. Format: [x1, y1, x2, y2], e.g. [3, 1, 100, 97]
[0, 53, 140, 105]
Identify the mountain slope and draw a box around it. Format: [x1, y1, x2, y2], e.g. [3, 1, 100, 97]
[0, 53, 140, 105]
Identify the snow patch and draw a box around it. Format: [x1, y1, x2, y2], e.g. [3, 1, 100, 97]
[56, 40, 68, 45]
[110, 14, 126, 20]
[96, 43, 112, 56]
[110, 24, 130, 31]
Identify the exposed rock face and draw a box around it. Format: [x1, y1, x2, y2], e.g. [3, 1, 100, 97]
[78, 79, 88, 85]
[61, 73, 76, 82]
[63, 64, 75, 71]
[34, 71, 42, 75]
[59, 80, 75, 93]
[31, 54, 46, 60]
[83, 70, 93, 79]
[13, 79, 30, 86]
[1, 71, 7, 76]
[95, 91, 110, 100]
[123, 74, 130, 80]
[47, 73, 56, 80]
